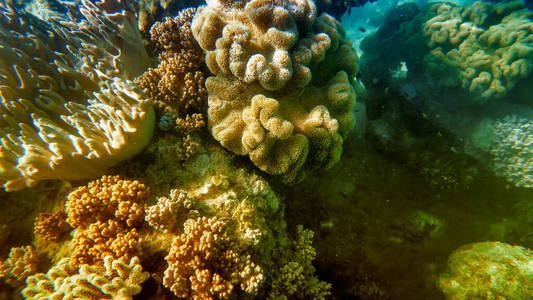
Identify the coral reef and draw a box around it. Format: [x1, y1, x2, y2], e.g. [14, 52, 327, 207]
[0, 0, 155, 191]
[33, 211, 71, 242]
[438, 241, 533, 299]
[22, 256, 149, 299]
[0, 245, 39, 286]
[145, 189, 199, 233]
[65, 175, 148, 267]
[192, 0, 359, 182]
[163, 216, 264, 299]
[490, 115, 533, 188]
[423, 1, 533, 102]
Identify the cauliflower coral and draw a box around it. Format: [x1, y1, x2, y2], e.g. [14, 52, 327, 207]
[192, 0, 359, 182]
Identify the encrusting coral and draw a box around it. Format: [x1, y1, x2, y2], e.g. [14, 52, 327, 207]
[490, 115, 533, 188]
[33, 211, 71, 242]
[0, 245, 39, 286]
[65, 175, 148, 267]
[438, 241, 533, 299]
[423, 0, 533, 102]
[0, 0, 155, 191]
[192, 0, 359, 182]
[163, 216, 264, 299]
[22, 255, 149, 300]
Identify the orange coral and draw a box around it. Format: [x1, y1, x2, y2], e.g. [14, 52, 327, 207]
[136, 7, 208, 125]
[65, 176, 148, 268]
[163, 217, 263, 299]
[0, 245, 39, 286]
[65, 175, 149, 229]
[33, 211, 72, 242]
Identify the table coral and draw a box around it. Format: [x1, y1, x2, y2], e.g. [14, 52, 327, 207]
[0, 0, 155, 191]
[438, 241, 533, 299]
[22, 256, 149, 299]
[33, 211, 71, 242]
[423, 0, 533, 102]
[0, 245, 39, 286]
[163, 216, 264, 299]
[192, 0, 359, 182]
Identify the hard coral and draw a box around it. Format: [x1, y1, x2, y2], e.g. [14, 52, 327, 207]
[65, 175, 148, 267]
[192, 0, 359, 182]
[33, 211, 71, 242]
[0, 245, 39, 286]
[0, 1, 155, 191]
[22, 256, 149, 300]
[438, 241, 533, 299]
[163, 216, 263, 299]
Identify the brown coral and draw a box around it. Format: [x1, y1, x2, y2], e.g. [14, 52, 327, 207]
[65, 175, 148, 229]
[163, 217, 263, 299]
[136, 7, 208, 124]
[65, 176, 148, 268]
[33, 211, 72, 242]
[0, 245, 39, 286]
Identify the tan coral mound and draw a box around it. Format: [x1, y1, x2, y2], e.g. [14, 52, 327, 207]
[163, 216, 263, 299]
[65, 175, 148, 267]
[423, 0, 533, 101]
[0, 245, 39, 286]
[0, 1, 155, 191]
[192, 0, 359, 182]
[22, 256, 149, 300]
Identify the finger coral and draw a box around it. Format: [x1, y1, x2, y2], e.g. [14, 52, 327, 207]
[22, 255, 149, 300]
[423, 0, 533, 102]
[163, 216, 264, 299]
[145, 189, 199, 233]
[192, 0, 359, 182]
[33, 211, 71, 242]
[0, 1, 155, 191]
[438, 241, 533, 299]
[0, 245, 39, 286]
[65, 175, 148, 267]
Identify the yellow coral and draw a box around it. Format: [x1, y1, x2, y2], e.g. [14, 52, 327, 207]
[0, 1, 155, 191]
[0, 245, 39, 286]
[22, 256, 149, 299]
[33, 211, 72, 242]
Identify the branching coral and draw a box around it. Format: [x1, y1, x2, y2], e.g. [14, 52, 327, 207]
[438, 241, 533, 299]
[423, 0, 533, 101]
[490, 115, 533, 188]
[192, 0, 359, 182]
[136, 7, 208, 129]
[65, 175, 148, 267]
[0, 0, 155, 191]
[0, 245, 39, 286]
[145, 189, 199, 233]
[22, 256, 149, 300]
[163, 216, 264, 299]
[33, 211, 71, 242]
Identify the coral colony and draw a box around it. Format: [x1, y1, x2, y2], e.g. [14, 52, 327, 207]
[1, 0, 533, 299]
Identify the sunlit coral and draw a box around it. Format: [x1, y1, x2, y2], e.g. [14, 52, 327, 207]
[163, 216, 263, 299]
[0, 1, 155, 191]
[145, 189, 199, 233]
[22, 256, 149, 299]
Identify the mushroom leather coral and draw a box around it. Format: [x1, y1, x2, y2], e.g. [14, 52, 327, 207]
[0, 0, 155, 191]
[192, 0, 358, 182]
